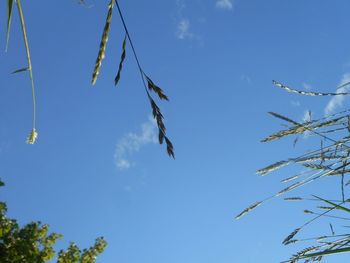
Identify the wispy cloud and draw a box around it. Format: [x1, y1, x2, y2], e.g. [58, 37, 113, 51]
[216, 0, 234, 10]
[302, 110, 312, 123]
[114, 116, 158, 170]
[290, 100, 301, 107]
[302, 83, 312, 90]
[324, 73, 350, 115]
[176, 18, 193, 39]
[174, 0, 196, 40]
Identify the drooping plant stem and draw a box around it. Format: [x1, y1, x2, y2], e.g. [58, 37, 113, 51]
[16, 0, 37, 143]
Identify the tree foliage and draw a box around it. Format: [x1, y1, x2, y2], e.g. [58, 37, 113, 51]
[0, 180, 107, 263]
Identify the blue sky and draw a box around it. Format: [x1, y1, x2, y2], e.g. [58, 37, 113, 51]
[2, 0, 350, 262]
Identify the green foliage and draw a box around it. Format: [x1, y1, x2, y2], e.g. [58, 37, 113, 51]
[0, 180, 107, 263]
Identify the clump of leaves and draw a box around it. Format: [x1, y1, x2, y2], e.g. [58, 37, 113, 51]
[237, 80, 350, 262]
[5, 0, 38, 144]
[0, 179, 107, 262]
[91, 0, 174, 158]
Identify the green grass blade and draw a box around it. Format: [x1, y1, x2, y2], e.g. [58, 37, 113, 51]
[6, 0, 14, 51]
[313, 195, 350, 213]
[16, 0, 38, 143]
[301, 247, 350, 259]
[11, 67, 29, 74]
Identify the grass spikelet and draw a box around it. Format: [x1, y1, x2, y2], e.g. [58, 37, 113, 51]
[317, 206, 333, 211]
[165, 136, 175, 158]
[302, 163, 330, 170]
[273, 80, 350, 96]
[277, 182, 302, 196]
[281, 175, 299, 183]
[26, 128, 38, 144]
[262, 126, 308, 142]
[114, 35, 127, 86]
[284, 197, 303, 201]
[145, 75, 169, 101]
[257, 160, 289, 176]
[148, 95, 175, 157]
[158, 129, 165, 144]
[91, 0, 114, 85]
[235, 201, 262, 220]
[262, 115, 346, 143]
[288, 246, 321, 262]
[283, 228, 301, 245]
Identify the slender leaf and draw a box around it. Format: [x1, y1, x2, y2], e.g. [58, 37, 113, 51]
[11, 67, 28, 74]
[301, 247, 350, 259]
[313, 195, 350, 213]
[114, 35, 127, 86]
[6, 0, 13, 51]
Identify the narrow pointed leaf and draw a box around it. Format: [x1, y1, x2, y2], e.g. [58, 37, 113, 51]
[114, 35, 127, 86]
[6, 0, 14, 51]
[11, 67, 29, 74]
[300, 247, 350, 259]
[313, 195, 350, 213]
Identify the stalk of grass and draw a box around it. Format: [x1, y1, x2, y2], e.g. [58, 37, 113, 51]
[16, 0, 38, 144]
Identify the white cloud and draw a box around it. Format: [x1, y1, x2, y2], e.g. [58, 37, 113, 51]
[302, 83, 312, 90]
[216, 0, 234, 10]
[114, 116, 158, 170]
[174, 0, 196, 40]
[324, 73, 350, 116]
[176, 18, 193, 39]
[290, 100, 301, 107]
[302, 110, 312, 123]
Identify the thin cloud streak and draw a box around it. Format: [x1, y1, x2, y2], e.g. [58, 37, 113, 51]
[324, 73, 350, 116]
[176, 18, 193, 39]
[114, 116, 158, 170]
[216, 0, 234, 10]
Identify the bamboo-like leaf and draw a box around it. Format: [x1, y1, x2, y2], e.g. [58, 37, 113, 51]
[91, 0, 114, 85]
[11, 67, 28, 74]
[145, 75, 169, 101]
[273, 80, 350, 96]
[114, 35, 127, 86]
[313, 195, 350, 213]
[6, 0, 13, 51]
